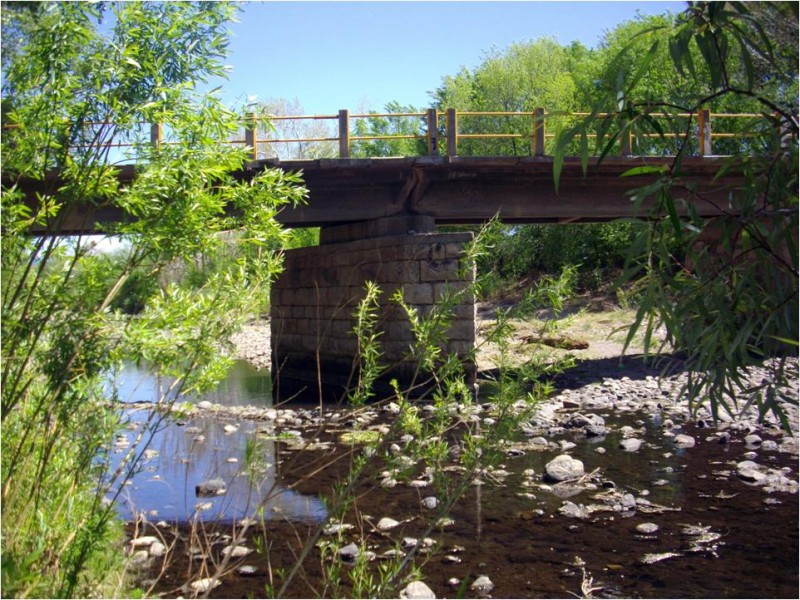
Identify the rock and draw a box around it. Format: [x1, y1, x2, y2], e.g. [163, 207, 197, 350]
[338, 542, 359, 562]
[641, 552, 681, 564]
[221, 545, 251, 558]
[761, 439, 779, 451]
[236, 565, 259, 576]
[744, 434, 763, 448]
[128, 549, 150, 567]
[196, 478, 227, 497]
[544, 454, 585, 482]
[323, 522, 354, 536]
[189, 577, 220, 593]
[129, 535, 160, 548]
[421, 496, 438, 510]
[550, 483, 585, 499]
[376, 517, 401, 531]
[620, 438, 644, 452]
[400, 581, 436, 599]
[737, 460, 767, 483]
[558, 501, 591, 519]
[636, 522, 659, 534]
[149, 542, 166, 557]
[584, 422, 608, 437]
[673, 434, 696, 448]
[197, 400, 213, 410]
[470, 575, 495, 597]
[436, 517, 455, 528]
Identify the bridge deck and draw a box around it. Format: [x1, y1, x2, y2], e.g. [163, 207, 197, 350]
[257, 156, 741, 227]
[10, 156, 742, 234]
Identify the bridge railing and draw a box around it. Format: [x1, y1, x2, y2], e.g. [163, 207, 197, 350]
[4, 108, 776, 164]
[222, 108, 774, 160]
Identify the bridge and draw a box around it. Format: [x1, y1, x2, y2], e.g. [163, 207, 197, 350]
[3, 108, 766, 402]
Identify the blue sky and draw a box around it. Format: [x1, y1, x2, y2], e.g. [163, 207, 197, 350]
[219, 1, 685, 114]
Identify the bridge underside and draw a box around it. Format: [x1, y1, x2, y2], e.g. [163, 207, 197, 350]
[262, 156, 743, 227]
[13, 156, 744, 234]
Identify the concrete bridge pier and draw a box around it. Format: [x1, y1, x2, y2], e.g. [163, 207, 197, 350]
[270, 215, 476, 403]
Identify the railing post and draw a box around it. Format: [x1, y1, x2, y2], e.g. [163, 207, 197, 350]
[338, 109, 350, 158]
[426, 108, 439, 156]
[620, 124, 632, 156]
[775, 112, 792, 150]
[698, 108, 712, 156]
[245, 112, 258, 160]
[446, 108, 457, 157]
[150, 123, 162, 149]
[533, 108, 545, 156]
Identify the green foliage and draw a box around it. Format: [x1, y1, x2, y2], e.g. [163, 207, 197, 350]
[351, 101, 429, 158]
[433, 38, 589, 156]
[554, 1, 798, 425]
[465, 220, 645, 298]
[1, 2, 305, 597]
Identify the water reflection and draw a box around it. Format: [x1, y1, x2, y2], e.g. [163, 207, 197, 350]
[107, 362, 326, 523]
[108, 360, 272, 407]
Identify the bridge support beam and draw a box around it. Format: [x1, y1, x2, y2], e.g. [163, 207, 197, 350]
[271, 216, 476, 402]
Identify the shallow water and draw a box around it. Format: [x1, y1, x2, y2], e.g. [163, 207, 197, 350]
[116, 363, 798, 598]
[108, 361, 327, 522]
[108, 359, 273, 407]
[111, 410, 326, 522]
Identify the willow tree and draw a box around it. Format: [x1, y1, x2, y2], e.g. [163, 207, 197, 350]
[1, 2, 305, 597]
[555, 1, 798, 426]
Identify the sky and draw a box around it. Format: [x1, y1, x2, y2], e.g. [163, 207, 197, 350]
[218, 1, 686, 115]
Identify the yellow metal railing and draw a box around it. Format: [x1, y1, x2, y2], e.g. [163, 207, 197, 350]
[3, 108, 777, 162]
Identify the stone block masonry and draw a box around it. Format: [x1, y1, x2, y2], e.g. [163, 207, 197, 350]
[271, 227, 476, 402]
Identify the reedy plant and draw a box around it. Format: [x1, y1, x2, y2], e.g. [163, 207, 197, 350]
[220, 224, 575, 599]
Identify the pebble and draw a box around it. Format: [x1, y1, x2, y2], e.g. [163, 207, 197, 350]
[619, 438, 643, 452]
[673, 434, 696, 448]
[421, 496, 439, 510]
[195, 478, 227, 497]
[636, 522, 660, 534]
[221, 545, 251, 558]
[189, 578, 221, 593]
[338, 542, 359, 562]
[376, 517, 401, 531]
[470, 575, 495, 597]
[400, 581, 436, 599]
[129, 536, 160, 548]
[544, 455, 585, 482]
[149, 542, 166, 557]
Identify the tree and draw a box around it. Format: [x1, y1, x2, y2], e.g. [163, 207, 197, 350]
[350, 100, 429, 157]
[251, 96, 338, 160]
[555, 1, 798, 426]
[1, 2, 305, 596]
[432, 37, 588, 156]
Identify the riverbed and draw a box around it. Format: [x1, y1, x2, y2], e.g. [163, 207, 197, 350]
[115, 323, 798, 599]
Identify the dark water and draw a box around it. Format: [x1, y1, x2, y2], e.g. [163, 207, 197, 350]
[116, 364, 798, 598]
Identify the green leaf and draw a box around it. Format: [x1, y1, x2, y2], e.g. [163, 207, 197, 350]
[620, 165, 667, 177]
